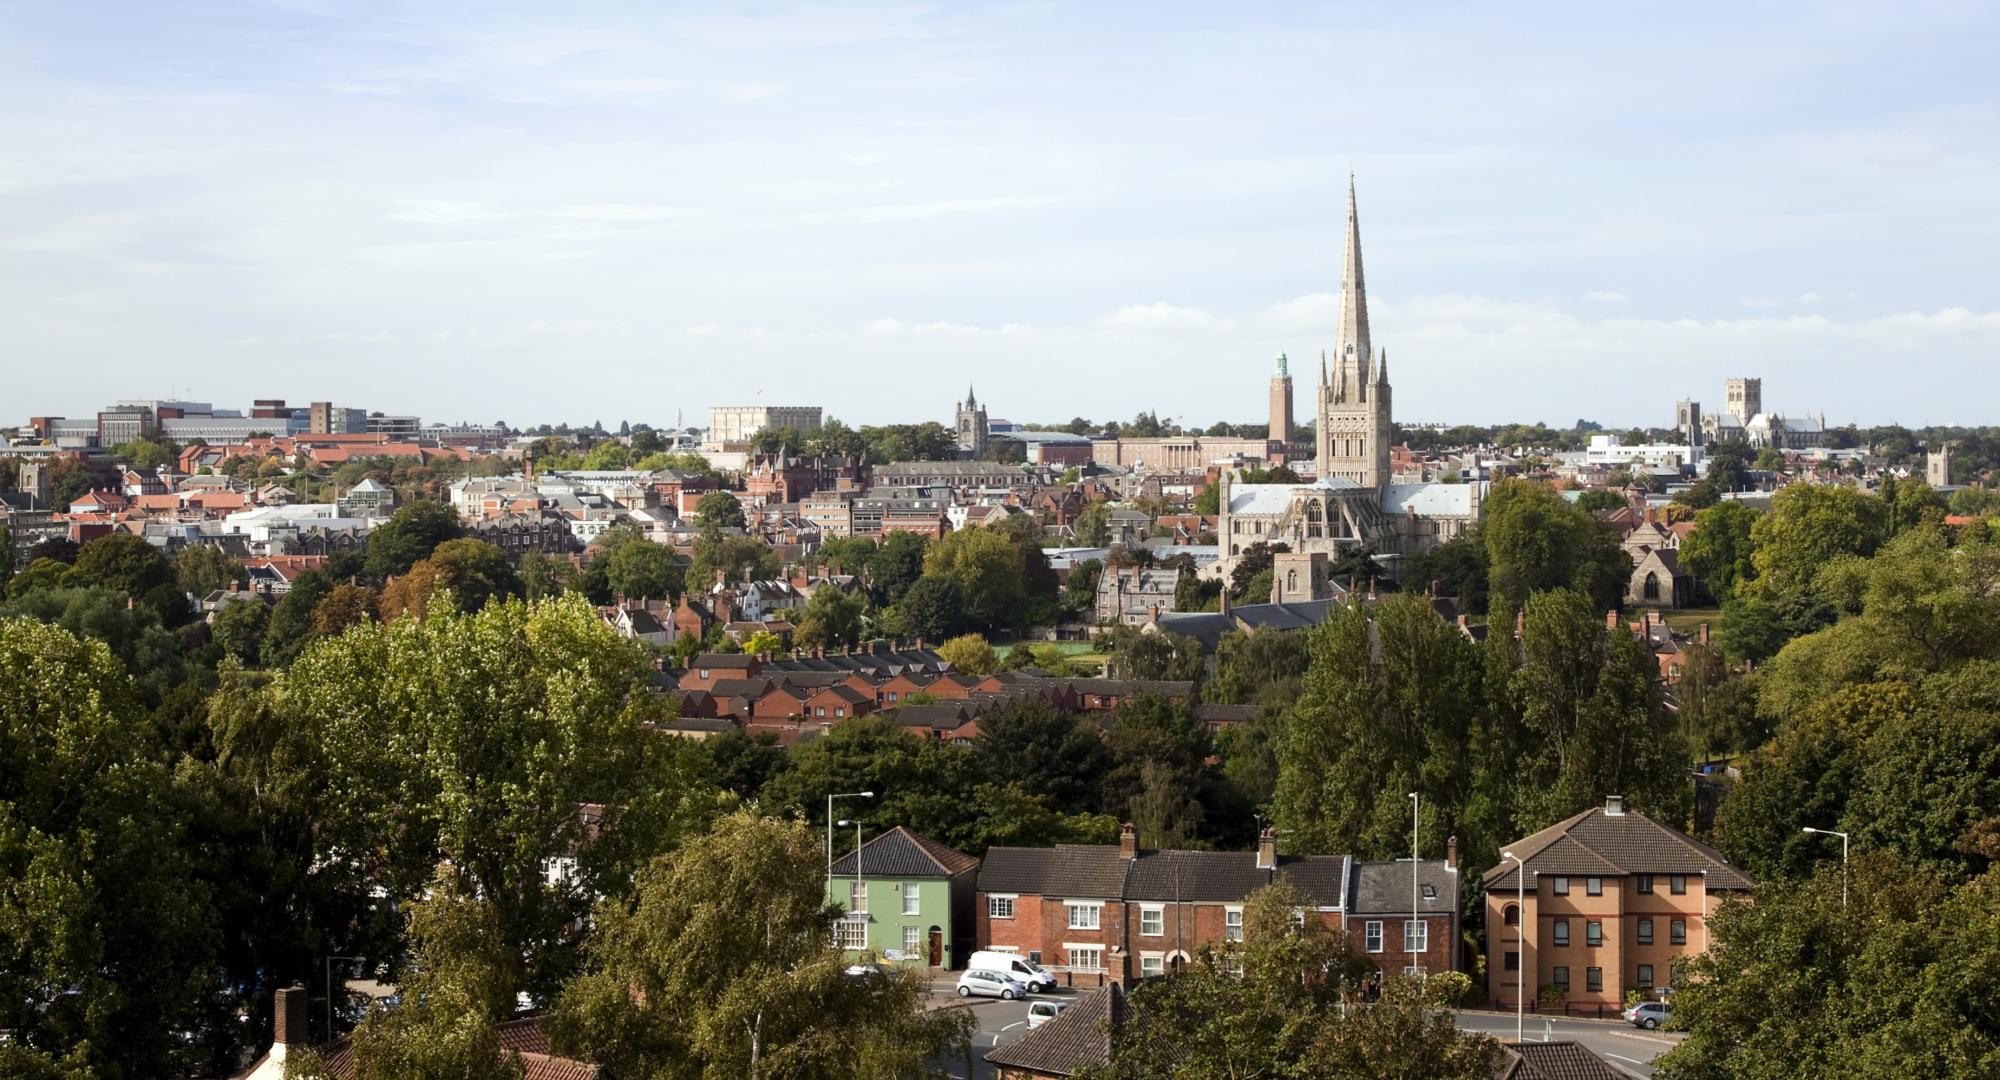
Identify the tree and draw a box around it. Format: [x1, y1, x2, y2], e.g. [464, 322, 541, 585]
[290, 873, 524, 1080]
[695, 490, 747, 530]
[1574, 489, 1627, 514]
[176, 543, 241, 599]
[272, 596, 701, 1000]
[309, 583, 376, 639]
[867, 531, 928, 605]
[798, 586, 867, 649]
[1228, 541, 1289, 602]
[548, 808, 973, 1079]
[1705, 443, 1752, 492]
[893, 576, 964, 642]
[921, 526, 1033, 633]
[379, 537, 522, 620]
[0, 585, 190, 704]
[1063, 558, 1105, 617]
[1397, 532, 1490, 614]
[66, 531, 186, 621]
[212, 598, 272, 664]
[1083, 880, 1492, 1080]
[688, 531, 780, 591]
[1481, 479, 1631, 614]
[936, 632, 999, 675]
[1099, 625, 1205, 682]
[1745, 484, 1887, 602]
[518, 550, 575, 601]
[969, 699, 1114, 814]
[364, 500, 466, 579]
[1657, 854, 2000, 1079]
[1207, 626, 1312, 706]
[1073, 502, 1112, 546]
[603, 535, 682, 603]
[0, 618, 222, 1078]
[1679, 500, 1758, 604]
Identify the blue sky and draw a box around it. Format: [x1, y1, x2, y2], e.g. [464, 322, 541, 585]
[4, 1, 1996, 430]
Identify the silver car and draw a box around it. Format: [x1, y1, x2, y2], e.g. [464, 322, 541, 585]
[956, 969, 1028, 1000]
[1624, 1001, 1672, 1030]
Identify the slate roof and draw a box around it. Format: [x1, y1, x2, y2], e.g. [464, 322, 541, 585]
[693, 653, 758, 670]
[1193, 703, 1258, 724]
[1485, 802, 1752, 891]
[977, 847, 1352, 908]
[1494, 1040, 1636, 1079]
[830, 826, 979, 879]
[983, 984, 1124, 1078]
[1346, 859, 1460, 916]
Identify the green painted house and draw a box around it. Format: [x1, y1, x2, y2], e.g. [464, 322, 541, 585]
[827, 826, 980, 969]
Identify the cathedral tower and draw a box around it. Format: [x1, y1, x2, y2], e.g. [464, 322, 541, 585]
[955, 385, 989, 457]
[1269, 354, 1294, 446]
[1315, 176, 1393, 488]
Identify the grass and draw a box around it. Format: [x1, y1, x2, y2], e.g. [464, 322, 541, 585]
[1659, 608, 1723, 635]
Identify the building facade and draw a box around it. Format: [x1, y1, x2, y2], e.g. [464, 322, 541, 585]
[706, 405, 823, 447]
[828, 826, 981, 969]
[1483, 796, 1752, 1011]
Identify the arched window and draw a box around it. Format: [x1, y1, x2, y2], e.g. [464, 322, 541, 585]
[1504, 904, 1521, 927]
[1643, 572, 1661, 600]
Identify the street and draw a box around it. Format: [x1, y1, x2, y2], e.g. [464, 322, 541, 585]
[1455, 1010, 1682, 1077]
[929, 982, 1683, 1079]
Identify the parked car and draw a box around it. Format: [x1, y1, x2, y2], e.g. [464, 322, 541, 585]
[966, 951, 1058, 993]
[956, 969, 1029, 1001]
[1027, 1000, 1068, 1029]
[1624, 1001, 1672, 1030]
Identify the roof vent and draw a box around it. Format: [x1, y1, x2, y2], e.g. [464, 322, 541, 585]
[1605, 795, 1626, 817]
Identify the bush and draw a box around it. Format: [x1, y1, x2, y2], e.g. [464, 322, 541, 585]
[1537, 984, 1566, 1008]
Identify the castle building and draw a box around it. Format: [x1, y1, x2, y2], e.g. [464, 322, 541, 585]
[955, 385, 989, 457]
[1217, 176, 1485, 573]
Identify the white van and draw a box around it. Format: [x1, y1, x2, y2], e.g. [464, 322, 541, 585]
[967, 951, 1057, 993]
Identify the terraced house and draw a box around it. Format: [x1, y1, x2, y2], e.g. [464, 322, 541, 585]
[828, 827, 980, 970]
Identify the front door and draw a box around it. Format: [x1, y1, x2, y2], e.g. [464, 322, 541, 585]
[928, 926, 943, 966]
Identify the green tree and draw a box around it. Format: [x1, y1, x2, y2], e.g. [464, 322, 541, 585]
[65, 531, 185, 621]
[211, 598, 272, 665]
[518, 550, 575, 601]
[921, 526, 1033, 633]
[1574, 489, 1627, 514]
[936, 632, 999, 675]
[798, 586, 867, 649]
[1207, 626, 1312, 706]
[1745, 484, 1887, 602]
[1098, 625, 1205, 682]
[892, 576, 964, 641]
[1073, 501, 1113, 546]
[0, 586, 190, 704]
[1679, 499, 1758, 604]
[176, 542, 241, 598]
[694, 490, 747, 529]
[379, 537, 522, 619]
[1481, 479, 1631, 614]
[603, 534, 682, 603]
[364, 500, 466, 579]
[548, 808, 973, 1079]
[1397, 532, 1490, 615]
[867, 531, 928, 604]
[688, 531, 780, 591]
[968, 698, 1114, 814]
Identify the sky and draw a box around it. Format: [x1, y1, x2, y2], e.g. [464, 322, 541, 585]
[4, 1, 1998, 431]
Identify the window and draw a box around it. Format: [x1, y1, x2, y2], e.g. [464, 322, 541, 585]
[1586, 967, 1603, 993]
[1067, 903, 1101, 930]
[1404, 920, 1428, 953]
[1364, 921, 1384, 952]
[1140, 953, 1165, 977]
[836, 919, 866, 950]
[814, 706, 826, 718]
[1670, 875, 1688, 895]
[1225, 907, 1244, 942]
[903, 883, 921, 916]
[1140, 905, 1164, 937]
[1586, 877, 1603, 897]
[1637, 918, 1654, 945]
[1421, 884, 1437, 899]
[849, 880, 868, 914]
[1671, 919, 1687, 945]
[698, 667, 710, 679]
[1553, 966, 1570, 991]
[903, 925, 924, 955]
[835, 707, 846, 718]
[1586, 921, 1603, 947]
[1637, 874, 1655, 894]
[1504, 950, 1520, 972]
[1503, 904, 1520, 927]
[1553, 919, 1570, 947]
[1552, 876, 1570, 896]
[1066, 945, 1103, 971]
[1637, 964, 1654, 987]
[885, 692, 898, 703]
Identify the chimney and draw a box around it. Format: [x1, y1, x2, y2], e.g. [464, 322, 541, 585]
[1256, 826, 1277, 870]
[1430, 578, 1440, 599]
[1119, 821, 1138, 860]
[1698, 622, 1710, 646]
[1150, 603, 1161, 625]
[272, 985, 308, 1060]
[916, 635, 926, 651]
[1446, 835, 1459, 871]
[1514, 609, 1526, 638]
[1606, 609, 1619, 631]
[1604, 795, 1625, 817]
[1219, 583, 1230, 617]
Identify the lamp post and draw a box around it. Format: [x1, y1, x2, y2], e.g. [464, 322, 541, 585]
[1409, 792, 1422, 977]
[1801, 827, 1850, 907]
[1502, 852, 1526, 1045]
[827, 790, 874, 882]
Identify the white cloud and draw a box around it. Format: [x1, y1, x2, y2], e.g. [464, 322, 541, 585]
[1584, 290, 1629, 304]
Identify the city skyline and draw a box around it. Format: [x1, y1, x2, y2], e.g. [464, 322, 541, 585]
[5, 2, 1997, 426]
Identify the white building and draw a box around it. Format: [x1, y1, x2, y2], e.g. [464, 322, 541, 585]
[705, 405, 822, 447]
[1584, 435, 1701, 469]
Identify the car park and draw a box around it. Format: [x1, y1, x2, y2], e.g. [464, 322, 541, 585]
[956, 969, 1029, 1000]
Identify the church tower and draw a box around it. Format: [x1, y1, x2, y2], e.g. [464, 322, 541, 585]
[955, 385, 989, 457]
[1269, 354, 1294, 446]
[1315, 175, 1393, 489]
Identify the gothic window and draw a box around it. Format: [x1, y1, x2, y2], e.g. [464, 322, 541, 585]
[1643, 572, 1660, 600]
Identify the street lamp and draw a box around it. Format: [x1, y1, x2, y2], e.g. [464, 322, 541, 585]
[1802, 827, 1850, 907]
[1409, 792, 1422, 978]
[827, 790, 874, 881]
[1501, 852, 1526, 1045]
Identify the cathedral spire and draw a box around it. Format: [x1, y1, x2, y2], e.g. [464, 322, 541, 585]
[1375, 347, 1388, 385]
[1320, 350, 1328, 388]
[1335, 173, 1373, 387]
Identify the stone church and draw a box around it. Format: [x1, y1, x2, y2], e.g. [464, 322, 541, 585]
[1218, 177, 1485, 577]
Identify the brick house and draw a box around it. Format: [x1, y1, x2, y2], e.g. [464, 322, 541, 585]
[1484, 795, 1752, 1011]
[678, 653, 761, 693]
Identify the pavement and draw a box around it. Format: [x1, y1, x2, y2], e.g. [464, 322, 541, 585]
[1455, 1010, 1683, 1077]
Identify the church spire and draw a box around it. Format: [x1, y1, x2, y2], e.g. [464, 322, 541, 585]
[1335, 173, 1373, 389]
[1375, 347, 1388, 385]
[965, 384, 976, 406]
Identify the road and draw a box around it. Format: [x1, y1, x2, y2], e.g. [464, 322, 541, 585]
[1456, 1010, 1682, 1077]
[933, 985, 1683, 1079]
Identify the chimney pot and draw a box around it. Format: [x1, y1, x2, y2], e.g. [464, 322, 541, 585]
[1256, 826, 1277, 870]
[1699, 622, 1711, 645]
[1119, 822, 1138, 859]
